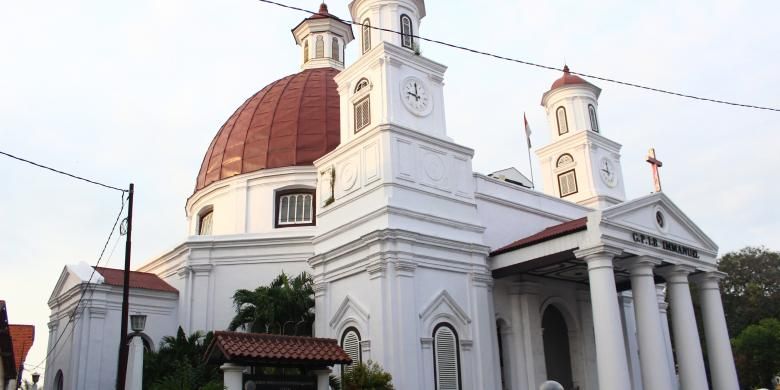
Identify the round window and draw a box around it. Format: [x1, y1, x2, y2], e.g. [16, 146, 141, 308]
[656, 210, 665, 228]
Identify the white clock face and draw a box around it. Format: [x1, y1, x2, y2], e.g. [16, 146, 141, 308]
[401, 77, 432, 116]
[599, 157, 618, 187]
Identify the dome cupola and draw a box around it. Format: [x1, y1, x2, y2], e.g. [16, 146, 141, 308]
[292, 2, 354, 71]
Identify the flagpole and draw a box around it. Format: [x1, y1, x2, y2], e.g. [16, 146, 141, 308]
[524, 112, 535, 189]
[526, 145, 535, 189]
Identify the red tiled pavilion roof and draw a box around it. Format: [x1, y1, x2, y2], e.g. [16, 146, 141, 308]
[206, 331, 352, 365]
[94, 267, 178, 293]
[491, 217, 587, 256]
[8, 325, 34, 372]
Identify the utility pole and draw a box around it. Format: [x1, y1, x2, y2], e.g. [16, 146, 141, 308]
[116, 183, 134, 390]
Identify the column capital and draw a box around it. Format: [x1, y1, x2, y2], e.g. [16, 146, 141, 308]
[220, 363, 246, 373]
[690, 270, 726, 290]
[574, 244, 623, 260]
[657, 264, 696, 284]
[618, 256, 662, 276]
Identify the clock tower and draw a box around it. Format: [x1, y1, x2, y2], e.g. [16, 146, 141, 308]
[536, 66, 626, 209]
[310, 1, 500, 389]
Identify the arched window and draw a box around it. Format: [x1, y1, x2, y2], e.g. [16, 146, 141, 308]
[354, 78, 370, 93]
[362, 19, 371, 54]
[276, 189, 315, 227]
[556, 106, 569, 135]
[54, 370, 64, 390]
[198, 209, 213, 235]
[332, 37, 340, 62]
[556, 153, 574, 168]
[558, 169, 578, 198]
[588, 104, 599, 132]
[433, 323, 461, 390]
[341, 327, 362, 376]
[303, 40, 309, 63]
[354, 96, 371, 132]
[315, 36, 324, 58]
[400, 14, 413, 49]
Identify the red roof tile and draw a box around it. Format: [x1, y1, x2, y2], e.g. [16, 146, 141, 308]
[94, 267, 178, 293]
[206, 331, 352, 365]
[491, 217, 587, 256]
[8, 325, 34, 372]
[549, 65, 594, 91]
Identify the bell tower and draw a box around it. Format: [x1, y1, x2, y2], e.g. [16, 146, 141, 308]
[535, 66, 626, 209]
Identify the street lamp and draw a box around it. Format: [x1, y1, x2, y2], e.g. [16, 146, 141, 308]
[130, 314, 147, 333]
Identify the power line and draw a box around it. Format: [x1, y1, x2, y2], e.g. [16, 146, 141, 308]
[0, 150, 128, 193]
[256, 0, 780, 113]
[28, 193, 127, 371]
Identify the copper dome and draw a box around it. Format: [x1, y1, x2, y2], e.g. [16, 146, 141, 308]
[548, 65, 595, 91]
[195, 67, 341, 191]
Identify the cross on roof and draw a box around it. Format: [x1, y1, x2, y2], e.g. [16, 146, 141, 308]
[646, 148, 663, 192]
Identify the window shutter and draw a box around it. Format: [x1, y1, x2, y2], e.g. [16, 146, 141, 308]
[332, 38, 340, 62]
[315, 36, 324, 58]
[556, 106, 568, 135]
[589, 105, 599, 132]
[435, 326, 460, 390]
[362, 20, 371, 53]
[342, 330, 361, 374]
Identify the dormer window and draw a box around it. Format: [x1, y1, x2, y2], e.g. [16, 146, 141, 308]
[198, 209, 213, 235]
[588, 104, 599, 133]
[275, 190, 315, 227]
[362, 19, 371, 54]
[400, 14, 413, 49]
[315, 35, 324, 58]
[303, 40, 309, 63]
[332, 37, 340, 62]
[556, 106, 569, 135]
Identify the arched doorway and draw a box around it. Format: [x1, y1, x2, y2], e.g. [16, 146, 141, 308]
[542, 305, 574, 389]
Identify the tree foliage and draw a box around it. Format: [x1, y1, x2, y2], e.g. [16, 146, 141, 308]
[341, 361, 394, 390]
[718, 246, 780, 336]
[143, 326, 223, 389]
[228, 271, 314, 335]
[731, 318, 780, 389]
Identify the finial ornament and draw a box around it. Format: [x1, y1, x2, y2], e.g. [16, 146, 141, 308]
[646, 147, 663, 192]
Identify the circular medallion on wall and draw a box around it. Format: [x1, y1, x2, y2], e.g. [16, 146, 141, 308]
[341, 162, 358, 191]
[423, 153, 445, 182]
[400, 76, 433, 116]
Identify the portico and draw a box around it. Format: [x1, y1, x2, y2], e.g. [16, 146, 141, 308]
[490, 192, 739, 390]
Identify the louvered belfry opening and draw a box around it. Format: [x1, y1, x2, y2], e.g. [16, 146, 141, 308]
[433, 324, 461, 390]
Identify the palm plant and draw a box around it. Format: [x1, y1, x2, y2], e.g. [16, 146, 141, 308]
[143, 327, 221, 389]
[228, 271, 314, 335]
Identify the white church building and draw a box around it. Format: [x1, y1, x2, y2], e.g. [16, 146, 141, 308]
[46, 1, 740, 389]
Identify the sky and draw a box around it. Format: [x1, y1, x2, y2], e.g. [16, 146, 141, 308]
[1, 0, 779, 383]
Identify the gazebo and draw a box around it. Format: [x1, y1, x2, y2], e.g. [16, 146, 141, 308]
[204, 331, 352, 390]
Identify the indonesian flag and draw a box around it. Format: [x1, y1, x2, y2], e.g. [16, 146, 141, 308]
[524, 112, 532, 149]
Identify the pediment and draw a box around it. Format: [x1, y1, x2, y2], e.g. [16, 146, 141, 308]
[329, 295, 370, 330]
[419, 290, 472, 336]
[599, 192, 718, 260]
[48, 262, 104, 304]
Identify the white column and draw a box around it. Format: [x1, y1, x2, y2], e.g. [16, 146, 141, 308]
[621, 257, 676, 390]
[573, 245, 632, 390]
[313, 368, 332, 390]
[692, 271, 740, 390]
[660, 265, 708, 390]
[509, 292, 531, 390]
[657, 285, 679, 390]
[220, 363, 245, 390]
[125, 335, 144, 390]
[510, 281, 546, 390]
